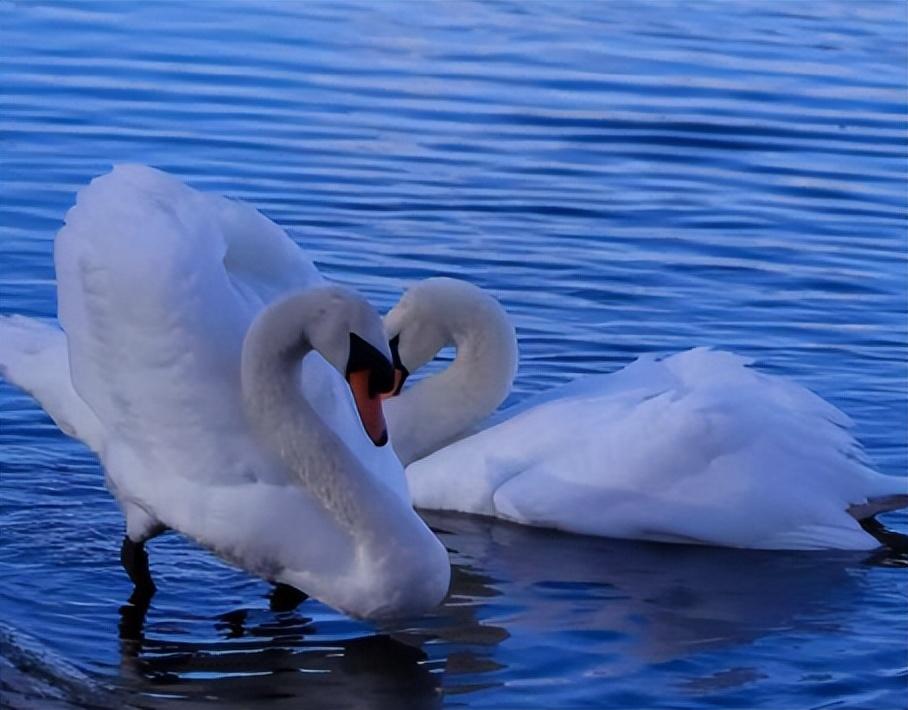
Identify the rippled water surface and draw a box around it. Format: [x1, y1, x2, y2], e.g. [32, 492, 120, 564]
[1, 1, 906, 707]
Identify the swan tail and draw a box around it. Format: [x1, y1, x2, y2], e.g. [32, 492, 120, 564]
[0, 315, 104, 453]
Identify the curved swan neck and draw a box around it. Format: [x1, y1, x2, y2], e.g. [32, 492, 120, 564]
[240, 291, 451, 618]
[387, 291, 518, 466]
[241, 294, 386, 533]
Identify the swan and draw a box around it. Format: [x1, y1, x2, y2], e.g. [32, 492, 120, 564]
[0, 165, 402, 495]
[1, 164, 422, 504]
[382, 278, 907, 551]
[0, 166, 450, 618]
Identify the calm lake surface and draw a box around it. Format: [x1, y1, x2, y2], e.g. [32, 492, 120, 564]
[1, 1, 906, 707]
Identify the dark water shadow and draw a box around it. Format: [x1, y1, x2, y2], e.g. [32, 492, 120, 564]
[114, 598, 446, 709]
[423, 511, 887, 667]
[109, 553, 511, 708]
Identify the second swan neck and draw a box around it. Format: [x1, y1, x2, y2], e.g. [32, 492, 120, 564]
[388, 297, 518, 466]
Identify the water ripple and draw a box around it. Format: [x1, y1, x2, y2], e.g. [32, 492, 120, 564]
[1, 0, 906, 708]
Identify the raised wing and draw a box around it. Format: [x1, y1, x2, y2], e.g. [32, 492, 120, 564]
[54, 165, 322, 483]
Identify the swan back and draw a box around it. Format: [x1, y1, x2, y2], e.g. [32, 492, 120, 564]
[407, 348, 899, 550]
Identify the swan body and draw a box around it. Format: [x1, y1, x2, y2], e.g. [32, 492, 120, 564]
[0, 166, 449, 617]
[385, 279, 907, 551]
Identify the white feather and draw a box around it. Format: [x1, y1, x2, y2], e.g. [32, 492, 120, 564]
[396, 286, 906, 550]
[0, 166, 440, 617]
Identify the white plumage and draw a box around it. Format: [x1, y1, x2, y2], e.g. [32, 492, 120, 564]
[387, 280, 906, 550]
[0, 165, 448, 618]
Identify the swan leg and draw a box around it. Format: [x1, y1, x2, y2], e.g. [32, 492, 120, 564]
[269, 583, 308, 612]
[121, 536, 156, 603]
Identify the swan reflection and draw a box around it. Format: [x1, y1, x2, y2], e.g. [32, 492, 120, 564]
[424, 511, 885, 669]
[111, 512, 896, 705]
[117, 601, 445, 709]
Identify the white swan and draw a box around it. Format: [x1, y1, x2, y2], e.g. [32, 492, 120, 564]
[383, 278, 907, 551]
[0, 166, 450, 618]
[0, 165, 403, 498]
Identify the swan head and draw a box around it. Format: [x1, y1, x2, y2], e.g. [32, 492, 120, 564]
[304, 287, 396, 445]
[252, 286, 395, 446]
[383, 277, 514, 396]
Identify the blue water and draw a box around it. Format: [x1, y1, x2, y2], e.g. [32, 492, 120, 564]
[1, 0, 906, 707]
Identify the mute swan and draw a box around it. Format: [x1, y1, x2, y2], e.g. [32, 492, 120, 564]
[0, 166, 450, 618]
[382, 278, 907, 551]
[0, 165, 402, 498]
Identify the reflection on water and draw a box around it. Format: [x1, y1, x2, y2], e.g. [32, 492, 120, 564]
[44, 512, 895, 707]
[118, 608, 442, 709]
[109, 539, 506, 707]
[439, 514, 893, 659]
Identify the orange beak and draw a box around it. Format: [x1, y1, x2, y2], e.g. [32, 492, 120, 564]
[347, 370, 389, 446]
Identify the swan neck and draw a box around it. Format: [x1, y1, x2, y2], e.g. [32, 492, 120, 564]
[240, 294, 450, 617]
[388, 298, 517, 466]
[241, 297, 384, 533]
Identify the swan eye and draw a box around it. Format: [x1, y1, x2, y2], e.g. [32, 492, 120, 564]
[346, 333, 394, 397]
